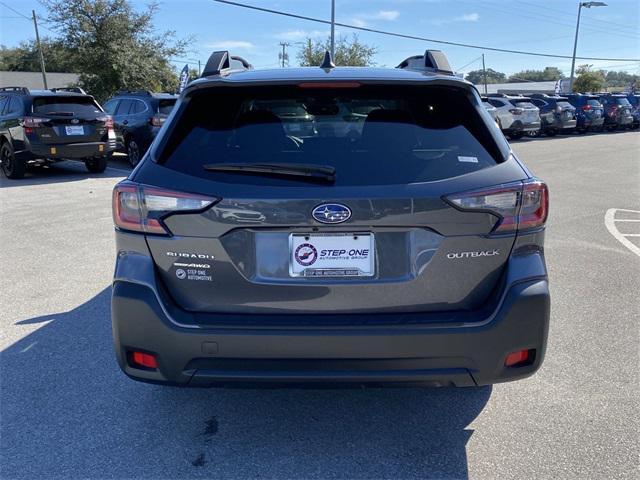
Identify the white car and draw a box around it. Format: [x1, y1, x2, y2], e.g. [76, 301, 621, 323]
[486, 94, 541, 140]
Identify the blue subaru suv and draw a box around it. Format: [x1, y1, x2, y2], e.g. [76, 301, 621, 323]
[566, 94, 605, 133]
[103, 90, 177, 166]
[111, 50, 550, 387]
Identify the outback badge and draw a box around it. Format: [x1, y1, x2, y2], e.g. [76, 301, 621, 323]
[312, 203, 352, 224]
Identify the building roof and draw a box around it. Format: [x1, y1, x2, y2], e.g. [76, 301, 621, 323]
[0, 71, 80, 90]
[476, 81, 559, 95]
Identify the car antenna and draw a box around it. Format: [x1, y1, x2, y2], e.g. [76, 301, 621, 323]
[320, 50, 335, 70]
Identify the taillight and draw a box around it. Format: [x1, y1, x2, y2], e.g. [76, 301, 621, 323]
[97, 115, 114, 129]
[445, 178, 548, 233]
[112, 181, 218, 235]
[582, 105, 592, 111]
[150, 115, 166, 127]
[23, 117, 46, 134]
[508, 108, 523, 115]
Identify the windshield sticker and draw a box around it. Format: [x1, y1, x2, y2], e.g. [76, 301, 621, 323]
[458, 156, 479, 163]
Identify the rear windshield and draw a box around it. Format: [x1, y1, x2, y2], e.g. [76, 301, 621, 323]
[32, 96, 101, 116]
[159, 85, 503, 186]
[509, 100, 536, 108]
[616, 98, 631, 106]
[587, 99, 602, 107]
[557, 101, 573, 109]
[158, 99, 177, 115]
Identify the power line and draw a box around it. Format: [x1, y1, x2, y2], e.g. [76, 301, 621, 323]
[482, 0, 639, 40]
[211, 0, 640, 62]
[516, 1, 640, 35]
[455, 56, 482, 72]
[0, 2, 57, 35]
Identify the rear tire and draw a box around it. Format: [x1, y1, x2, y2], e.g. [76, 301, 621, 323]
[0, 141, 26, 179]
[85, 156, 107, 173]
[126, 137, 141, 167]
[509, 131, 524, 140]
[546, 128, 557, 137]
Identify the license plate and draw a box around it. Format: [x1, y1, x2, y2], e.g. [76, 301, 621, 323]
[65, 125, 84, 135]
[289, 233, 375, 277]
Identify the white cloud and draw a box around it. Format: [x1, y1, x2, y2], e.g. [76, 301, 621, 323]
[206, 40, 254, 50]
[456, 13, 479, 22]
[351, 9, 400, 27]
[274, 29, 329, 41]
[374, 10, 400, 21]
[427, 12, 480, 26]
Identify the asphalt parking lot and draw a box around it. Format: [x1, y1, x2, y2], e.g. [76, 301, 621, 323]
[1, 132, 639, 479]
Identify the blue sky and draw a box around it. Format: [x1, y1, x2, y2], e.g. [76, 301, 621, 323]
[1, 0, 639, 76]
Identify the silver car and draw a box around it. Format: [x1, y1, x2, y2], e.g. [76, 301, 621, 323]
[486, 94, 541, 140]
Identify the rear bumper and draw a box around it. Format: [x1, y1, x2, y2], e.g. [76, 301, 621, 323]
[112, 271, 550, 388]
[579, 117, 604, 128]
[558, 119, 577, 129]
[26, 140, 116, 159]
[510, 121, 540, 132]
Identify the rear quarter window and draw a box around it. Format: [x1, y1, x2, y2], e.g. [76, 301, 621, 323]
[158, 99, 177, 115]
[158, 85, 506, 186]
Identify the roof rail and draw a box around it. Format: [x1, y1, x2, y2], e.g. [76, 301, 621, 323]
[396, 50, 453, 75]
[0, 86, 30, 95]
[50, 87, 87, 94]
[201, 50, 253, 77]
[116, 89, 152, 96]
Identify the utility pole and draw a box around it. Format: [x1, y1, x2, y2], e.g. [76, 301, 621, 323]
[198, 60, 201, 76]
[279, 42, 290, 67]
[32, 10, 48, 89]
[482, 53, 487, 95]
[330, 0, 335, 58]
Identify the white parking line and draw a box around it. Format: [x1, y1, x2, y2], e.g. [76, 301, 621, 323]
[605, 208, 640, 257]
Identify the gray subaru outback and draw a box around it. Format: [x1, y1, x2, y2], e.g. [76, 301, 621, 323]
[111, 50, 550, 387]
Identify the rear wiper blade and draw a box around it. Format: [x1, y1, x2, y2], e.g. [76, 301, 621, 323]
[46, 111, 74, 116]
[203, 163, 336, 183]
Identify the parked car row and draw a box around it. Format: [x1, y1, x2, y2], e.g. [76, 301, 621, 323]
[482, 92, 639, 140]
[0, 86, 177, 179]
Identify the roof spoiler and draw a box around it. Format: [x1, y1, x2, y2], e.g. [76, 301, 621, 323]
[396, 50, 453, 75]
[50, 87, 87, 94]
[201, 50, 253, 77]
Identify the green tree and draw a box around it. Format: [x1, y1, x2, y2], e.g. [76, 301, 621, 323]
[605, 70, 639, 88]
[573, 64, 605, 93]
[297, 35, 377, 67]
[0, 39, 76, 72]
[508, 66, 564, 83]
[465, 68, 506, 85]
[41, 0, 191, 101]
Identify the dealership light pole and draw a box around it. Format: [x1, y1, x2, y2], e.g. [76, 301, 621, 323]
[569, 1, 607, 93]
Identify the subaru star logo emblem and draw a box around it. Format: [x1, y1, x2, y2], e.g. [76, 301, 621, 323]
[312, 203, 352, 224]
[71, 118, 79, 124]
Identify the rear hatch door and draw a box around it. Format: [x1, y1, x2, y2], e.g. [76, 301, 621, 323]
[138, 82, 527, 315]
[31, 95, 106, 144]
